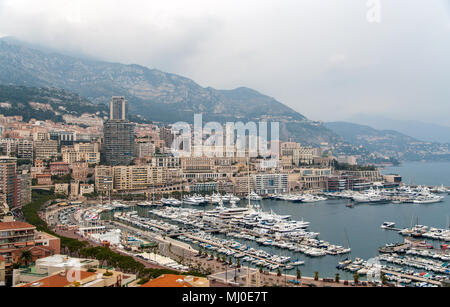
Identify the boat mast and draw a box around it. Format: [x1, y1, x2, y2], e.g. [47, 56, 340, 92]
[344, 228, 351, 260]
[247, 155, 252, 210]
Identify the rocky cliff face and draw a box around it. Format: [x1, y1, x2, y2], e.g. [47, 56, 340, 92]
[0, 38, 339, 144]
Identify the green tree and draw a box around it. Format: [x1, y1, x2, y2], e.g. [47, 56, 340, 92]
[20, 250, 33, 266]
[381, 272, 387, 285]
[314, 272, 319, 281]
[335, 273, 340, 283]
[353, 273, 360, 284]
[296, 269, 301, 280]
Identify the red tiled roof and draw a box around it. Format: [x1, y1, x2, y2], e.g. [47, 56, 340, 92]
[21, 271, 96, 287]
[140, 274, 197, 288]
[0, 221, 35, 231]
[0, 255, 5, 262]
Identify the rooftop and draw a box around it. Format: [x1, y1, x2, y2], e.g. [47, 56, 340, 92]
[21, 270, 96, 287]
[140, 274, 209, 288]
[36, 254, 96, 268]
[0, 221, 35, 231]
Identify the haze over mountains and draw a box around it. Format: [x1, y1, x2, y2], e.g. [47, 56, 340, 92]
[346, 114, 450, 144]
[0, 37, 338, 145]
[0, 37, 448, 163]
[325, 122, 418, 156]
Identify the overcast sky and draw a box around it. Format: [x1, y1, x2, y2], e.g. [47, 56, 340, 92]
[0, 0, 449, 126]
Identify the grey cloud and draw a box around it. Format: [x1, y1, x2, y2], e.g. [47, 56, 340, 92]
[0, 0, 449, 126]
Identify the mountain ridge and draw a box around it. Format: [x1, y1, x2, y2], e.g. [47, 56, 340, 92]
[346, 113, 450, 144]
[326, 121, 450, 162]
[0, 37, 338, 145]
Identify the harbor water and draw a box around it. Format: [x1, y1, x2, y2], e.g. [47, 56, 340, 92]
[128, 162, 450, 280]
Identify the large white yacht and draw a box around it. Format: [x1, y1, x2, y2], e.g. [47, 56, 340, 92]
[246, 191, 262, 201]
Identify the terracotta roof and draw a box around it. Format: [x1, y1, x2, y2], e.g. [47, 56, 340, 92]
[141, 274, 199, 288]
[0, 221, 35, 231]
[21, 271, 96, 287]
[0, 255, 5, 262]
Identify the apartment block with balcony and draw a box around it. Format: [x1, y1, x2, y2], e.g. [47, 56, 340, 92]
[0, 222, 36, 267]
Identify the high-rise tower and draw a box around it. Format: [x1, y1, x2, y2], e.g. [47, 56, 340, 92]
[103, 97, 134, 166]
[110, 96, 128, 121]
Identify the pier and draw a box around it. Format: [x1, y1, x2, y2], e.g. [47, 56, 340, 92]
[381, 270, 442, 286]
[183, 233, 287, 267]
[113, 215, 288, 267]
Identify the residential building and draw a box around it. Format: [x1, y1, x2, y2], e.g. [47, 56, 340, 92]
[0, 222, 36, 267]
[0, 255, 5, 286]
[17, 139, 33, 160]
[151, 155, 180, 168]
[326, 176, 371, 191]
[103, 120, 135, 166]
[0, 156, 17, 208]
[54, 183, 69, 195]
[70, 181, 80, 198]
[36, 174, 52, 186]
[253, 173, 288, 195]
[159, 126, 174, 148]
[0, 138, 18, 156]
[34, 140, 58, 160]
[337, 170, 383, 182]
[181, 157, 214, 173]
[94, 166, 113, 193]
[17, 171, 31, 206]
[234, 176, 256, 195]
[110, 96, 128, 121]
[71, 162, 90, 182]
[187, 182, 218, 193]
[113, 165, 152, 191]
[280, 142, 314, 166]
[135, 141, 155, 158]
[79, 184, 94, 196]
[49, 162, 71, 177]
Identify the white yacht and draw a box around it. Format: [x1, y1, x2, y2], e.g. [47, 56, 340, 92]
[413, 195, 444, 204]
[381, 222, 396, 229]
[182, 195, 207, 206]
[301, 195, 328, 203]
[246, 191, 262, 201]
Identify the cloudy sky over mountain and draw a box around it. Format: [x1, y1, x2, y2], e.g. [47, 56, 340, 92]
[0, 0, 449, 125]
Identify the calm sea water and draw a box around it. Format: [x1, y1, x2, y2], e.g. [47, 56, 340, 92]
[382, 161, 450, 186]
[129, 162, 450, 280]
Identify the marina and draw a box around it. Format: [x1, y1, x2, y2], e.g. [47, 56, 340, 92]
[61, 162, 450, 284]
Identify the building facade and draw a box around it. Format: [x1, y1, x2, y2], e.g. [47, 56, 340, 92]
[103, 121, 135, 166]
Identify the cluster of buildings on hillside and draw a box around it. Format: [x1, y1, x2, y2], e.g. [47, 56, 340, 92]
[0, 96, 400, 209]
[0, 202, 209, 288]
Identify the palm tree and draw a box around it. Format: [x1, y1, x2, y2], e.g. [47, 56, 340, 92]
[296, 269, 301, 280]
[353, 273, 360, 284]
[335, 273, 340, 283]
[277, 268, 282, 277]
[237, 259, 241, 268]
[20, 250, 33, 266]
[381, 272, 387, 285]
[314, 271, 319, 281]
